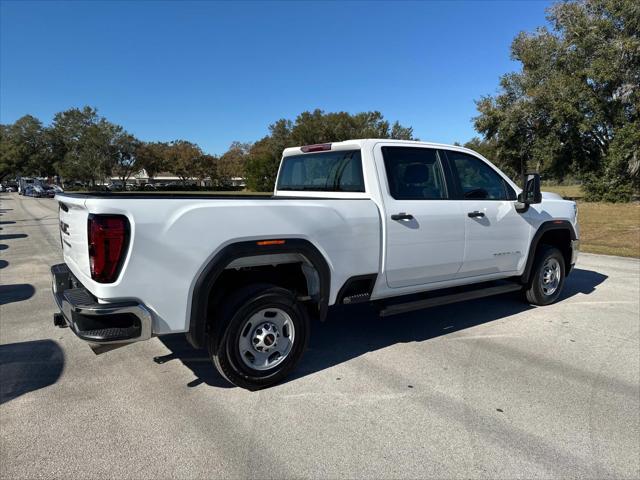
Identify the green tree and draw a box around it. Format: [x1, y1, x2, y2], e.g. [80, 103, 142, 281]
[463, 137, 519, 180]
[50, 107, 99, 180]
[50, 107, 119, 186]
[473, 0, 639, 200]
[136, 142, 168, 183]
[165, 140, 203, 185]
[245, 137, 280, 192]
[244, 109, 415, 191]
[286, 109, 415, 146]
[218, 141, 251, 185]
[192, 153, 218, 187]
[112, 132, 141, 187]
[0, 124, 20, 180]
[582, 121, 640, 201]
[0, 115, 54, 179]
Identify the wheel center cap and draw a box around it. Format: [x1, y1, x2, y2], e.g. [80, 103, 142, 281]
[252, 322, 279, 353]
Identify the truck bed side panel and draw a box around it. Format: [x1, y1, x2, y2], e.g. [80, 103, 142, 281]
[60, 197, 381, 334]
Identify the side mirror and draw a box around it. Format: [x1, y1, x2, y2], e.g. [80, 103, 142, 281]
[517, 172, 542, 205]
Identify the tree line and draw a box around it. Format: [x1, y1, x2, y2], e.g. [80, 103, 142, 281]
[0, 107, 414, 191]
[1, 0, 637, 199]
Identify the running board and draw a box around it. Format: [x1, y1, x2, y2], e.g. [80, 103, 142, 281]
[379, 282, 522, 317]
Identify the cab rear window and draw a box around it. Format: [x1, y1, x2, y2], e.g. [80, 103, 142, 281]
[277, 150, 365, 192]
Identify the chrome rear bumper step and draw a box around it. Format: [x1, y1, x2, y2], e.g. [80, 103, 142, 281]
[51, 263, 152, 344]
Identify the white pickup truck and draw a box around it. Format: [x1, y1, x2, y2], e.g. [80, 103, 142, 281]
[52, 139, 579, 389]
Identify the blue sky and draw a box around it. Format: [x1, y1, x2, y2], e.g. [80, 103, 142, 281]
[1, 0, 552, 155]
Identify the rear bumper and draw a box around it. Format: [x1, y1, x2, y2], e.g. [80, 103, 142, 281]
[51, 263, 152, 344]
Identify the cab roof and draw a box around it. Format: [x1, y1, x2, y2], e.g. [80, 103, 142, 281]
[282, 139, 477, 157]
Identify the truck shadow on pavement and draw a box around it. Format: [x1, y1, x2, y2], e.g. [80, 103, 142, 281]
[0, 340, 64, 404]
[156, 267, 607, 389]
[292, 267, 608, 383]
[155, 335, 233, 388]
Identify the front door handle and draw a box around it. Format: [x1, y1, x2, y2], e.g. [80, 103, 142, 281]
[391, 213, 414, 221]
[467, 211, 485, 218]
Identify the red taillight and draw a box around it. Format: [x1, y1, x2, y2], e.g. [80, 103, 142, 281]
[301, 143, 331, 153]
[88, 214, 129, 283]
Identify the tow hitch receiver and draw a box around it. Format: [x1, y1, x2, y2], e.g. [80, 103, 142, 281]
[53, 313, 67, 327]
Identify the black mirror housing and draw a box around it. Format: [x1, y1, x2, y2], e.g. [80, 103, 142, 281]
[520, 172, 542, 205]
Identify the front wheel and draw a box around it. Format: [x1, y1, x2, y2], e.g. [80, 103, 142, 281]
[524, 245, 566, 306]
[209, 284, 310, 390]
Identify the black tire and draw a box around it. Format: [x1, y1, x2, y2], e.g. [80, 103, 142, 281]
[209, 283, 310, 390]
[523, 245, 566, 306]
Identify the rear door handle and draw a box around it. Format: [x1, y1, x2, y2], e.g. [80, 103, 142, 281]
[467, 211, 485, 218]
[391, 213, 414, 221]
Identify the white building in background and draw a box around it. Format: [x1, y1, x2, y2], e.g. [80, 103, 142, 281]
[107, 169, 246, 188]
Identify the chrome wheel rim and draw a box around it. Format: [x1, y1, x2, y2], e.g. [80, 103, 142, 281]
[540, 257, 561, 296]
[238, 307, 295, 371]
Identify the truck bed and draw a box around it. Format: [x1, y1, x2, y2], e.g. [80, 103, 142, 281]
[55, 192, 382, 335]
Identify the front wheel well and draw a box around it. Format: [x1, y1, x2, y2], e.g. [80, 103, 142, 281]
[522, 224, 575, 285]
[537, 229, 572, 269]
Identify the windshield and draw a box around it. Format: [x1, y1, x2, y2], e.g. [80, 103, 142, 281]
[277, 150, 365, 192]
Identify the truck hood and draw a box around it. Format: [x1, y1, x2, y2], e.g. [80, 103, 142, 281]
[541, 191, 564, 200]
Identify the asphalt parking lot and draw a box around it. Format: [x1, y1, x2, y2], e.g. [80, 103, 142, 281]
[1, 192, 639, 479]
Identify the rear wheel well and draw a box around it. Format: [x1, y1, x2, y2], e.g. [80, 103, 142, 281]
[188, 240, 331, 350]
[212, 263, 311, 303]
[204, 260, 321, 352]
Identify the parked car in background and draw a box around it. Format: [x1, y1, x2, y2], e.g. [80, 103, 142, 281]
[107, 181, 136, 191]
[18, 177, 39, 195]
[23, 185, 44, 197]
[42, 185, 56, 198]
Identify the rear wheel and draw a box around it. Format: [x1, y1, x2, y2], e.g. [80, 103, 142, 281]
[523, 245, 565, 306]
[209, 284, 310, 390]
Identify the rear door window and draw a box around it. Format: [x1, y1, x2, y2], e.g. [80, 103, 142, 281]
[381, 147, 448, 200]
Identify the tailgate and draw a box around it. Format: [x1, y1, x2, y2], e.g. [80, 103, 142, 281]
[56, 195, 91, 279]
